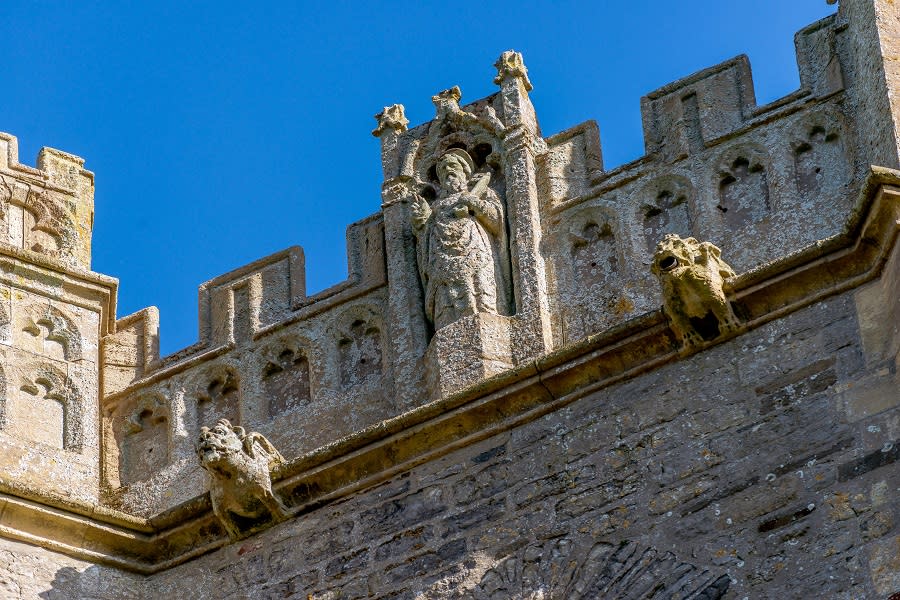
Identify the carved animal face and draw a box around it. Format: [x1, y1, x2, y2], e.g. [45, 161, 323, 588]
[651, 234, 700, 277]
[197, 419, 243, 468]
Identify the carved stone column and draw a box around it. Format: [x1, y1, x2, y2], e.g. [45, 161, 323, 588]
[495, 51, 554, 359]
[374, 106, 429, 409]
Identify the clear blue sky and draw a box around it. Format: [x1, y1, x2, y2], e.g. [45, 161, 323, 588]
[2, 1, 836, 355]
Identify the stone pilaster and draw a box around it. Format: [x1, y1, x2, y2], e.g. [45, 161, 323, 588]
[495, 51, 554, 359]
[374, 107, 430, 408]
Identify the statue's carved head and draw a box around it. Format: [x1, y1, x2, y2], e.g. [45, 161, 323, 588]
[652, 234, 701, 277]
[437, 148, 475, 192]
[197, 419, 245, 468]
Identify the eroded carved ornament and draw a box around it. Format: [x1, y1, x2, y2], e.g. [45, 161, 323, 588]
[197, 418, 288, 539]
[372, 104, 408, 137]
[651, 234, 738, 348]
[493, 49, 533, 91]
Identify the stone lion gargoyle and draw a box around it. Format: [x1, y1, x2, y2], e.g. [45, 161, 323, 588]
[651, 234, 739, 349]
[197, 419, 288, 540]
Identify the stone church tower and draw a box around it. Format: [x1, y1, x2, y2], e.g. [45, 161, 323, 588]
[0, 1, 898, 597]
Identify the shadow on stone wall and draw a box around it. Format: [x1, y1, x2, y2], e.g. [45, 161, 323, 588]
[40, 565, 142, 600]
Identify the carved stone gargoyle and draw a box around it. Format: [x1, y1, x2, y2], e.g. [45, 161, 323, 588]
[651, 234, 739, 348]
[197, 419, 288, 540]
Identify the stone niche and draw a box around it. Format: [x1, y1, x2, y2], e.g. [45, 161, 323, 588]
[391, 87, 517, 398]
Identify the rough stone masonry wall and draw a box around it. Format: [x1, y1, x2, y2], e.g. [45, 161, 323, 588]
[120, 283, 896, 599]
[15, 259, 900, 595]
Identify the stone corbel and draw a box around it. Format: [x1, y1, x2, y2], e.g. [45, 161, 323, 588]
[380, 175, 415, 209]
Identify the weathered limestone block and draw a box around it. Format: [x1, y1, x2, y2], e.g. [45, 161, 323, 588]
[197, 418, 287, 540]
[651, 234, 738, 349]
[425, 312, 513, 399]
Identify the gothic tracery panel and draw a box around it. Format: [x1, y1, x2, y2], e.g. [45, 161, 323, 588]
[334, 307, 385, 390]
[638, 176, 693, 253]
[717, 148, 770, 230]
[196, 366, 241, 427]
[791, 114, 849, 198]
[119, 393, 170, 485]
[12, 364, 83, 450]
[262, 344, 311, 417]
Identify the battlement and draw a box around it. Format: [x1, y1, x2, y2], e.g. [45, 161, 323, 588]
[3, 4, 900, 596]
[0, 132, 95, 271]
[103, 213, 385, 394]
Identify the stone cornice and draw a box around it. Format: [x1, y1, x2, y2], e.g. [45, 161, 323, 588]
[2, 167, 900, 573]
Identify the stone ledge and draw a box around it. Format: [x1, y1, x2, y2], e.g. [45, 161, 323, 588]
[0, 167, 898, 573]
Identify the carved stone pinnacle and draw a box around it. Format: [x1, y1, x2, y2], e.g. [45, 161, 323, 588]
[431, 86, 463, 118]
[494, 50, 533, 91]
[372, 104, 409, 137]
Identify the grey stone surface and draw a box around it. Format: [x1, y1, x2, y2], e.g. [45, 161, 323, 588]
[127, 293, 895, 599]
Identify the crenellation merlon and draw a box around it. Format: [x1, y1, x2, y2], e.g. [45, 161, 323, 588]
[794, 15, 844, 98]
[541, 120, 604, 208]
[641, 56, 758, 163]
[0, 132, 94, 193]
[0, 132, 44, 181]
[197, 246, 306, 348]
[101, 306, 160, 398]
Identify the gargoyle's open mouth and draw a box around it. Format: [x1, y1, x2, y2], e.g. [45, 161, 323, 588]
[657, 254, 678, 272]
[198, 443, 218, 460]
